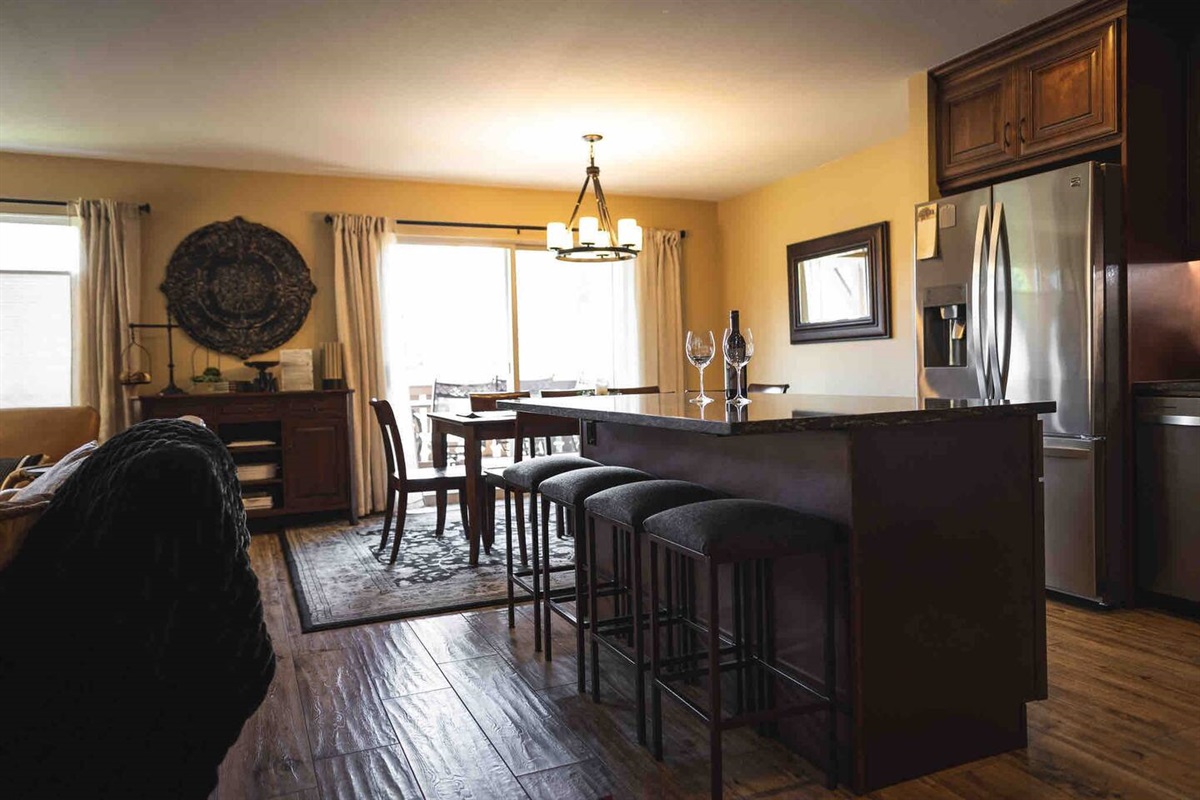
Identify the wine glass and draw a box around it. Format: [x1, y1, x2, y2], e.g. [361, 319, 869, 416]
[685, 330, 716, 405]
[722, 326, 754, 406]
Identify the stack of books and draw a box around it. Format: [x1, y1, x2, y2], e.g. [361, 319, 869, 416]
[242, 492, 274, 511]
[236, 463, 278, 482]
[279, 348, 314, 392]
[227, 439, 277, 449]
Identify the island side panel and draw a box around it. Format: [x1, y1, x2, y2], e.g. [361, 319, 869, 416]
[847, 415, 1045, 791]
[585, 422, 857, 781]
[584, 422, 853, 524]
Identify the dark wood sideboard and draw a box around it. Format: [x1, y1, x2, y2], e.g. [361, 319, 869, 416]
[137, 390, 355, 526]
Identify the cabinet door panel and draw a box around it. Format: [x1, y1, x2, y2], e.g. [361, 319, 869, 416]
[284, 418, 349, 511]
[1018, 22, 1119, 157]
[937, 67, 1017, 181]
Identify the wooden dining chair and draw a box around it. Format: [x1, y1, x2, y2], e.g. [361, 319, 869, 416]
[468, 391, 530, 412]
[370, 398, 471, 565]
[746, 382, 790, 394]
[608, 385, 660, 395]
[524, 389, 589, 455]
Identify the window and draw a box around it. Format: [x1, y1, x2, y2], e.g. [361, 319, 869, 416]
[514, 248, 638, 390]
[381, 240, 641, 465]
[0, 215, 79, 408]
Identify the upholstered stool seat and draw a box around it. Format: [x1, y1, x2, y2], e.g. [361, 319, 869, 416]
[642, 498, 842, 798]
[539, 466, 653, 508]
[536, 465, 653, 688]
[582, 479, 724, 745]
[643, 498, 836, 562]
[586, 479, 724, 529]
[502, 454, 599, 491]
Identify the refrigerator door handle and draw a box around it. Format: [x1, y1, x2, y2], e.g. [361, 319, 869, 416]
[988, 201, 1013, 398]
[971, 204, 991, 398]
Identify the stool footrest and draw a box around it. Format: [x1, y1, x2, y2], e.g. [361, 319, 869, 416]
[721, 700, 830, 733]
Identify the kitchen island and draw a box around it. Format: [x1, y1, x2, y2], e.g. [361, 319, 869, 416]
[499, 392, 1054, 793]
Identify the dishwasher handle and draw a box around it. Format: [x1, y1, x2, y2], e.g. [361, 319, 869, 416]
[1136, 395, 1200, 427]
[1138, 413, 1200, 427]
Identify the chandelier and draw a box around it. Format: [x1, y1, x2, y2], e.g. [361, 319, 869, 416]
[546, 134, 642, 262]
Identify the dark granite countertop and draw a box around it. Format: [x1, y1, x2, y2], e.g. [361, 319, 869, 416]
[1133, 380, 1200, 398]
[498, 393, 1056, 436]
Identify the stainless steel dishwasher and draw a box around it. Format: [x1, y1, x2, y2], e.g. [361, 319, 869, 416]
[1136, 395, 1200, 604]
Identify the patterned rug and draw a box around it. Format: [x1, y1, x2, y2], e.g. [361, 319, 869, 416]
[281, 502, 577, 632]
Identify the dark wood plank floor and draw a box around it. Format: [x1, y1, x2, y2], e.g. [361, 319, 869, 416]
[213, 533, 1200, 800]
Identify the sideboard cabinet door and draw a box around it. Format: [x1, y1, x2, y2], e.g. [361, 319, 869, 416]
[284, 417, 349, 512]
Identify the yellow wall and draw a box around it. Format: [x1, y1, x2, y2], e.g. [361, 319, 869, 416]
[716, 74, 933, 397]
[0, 152, 720, 386]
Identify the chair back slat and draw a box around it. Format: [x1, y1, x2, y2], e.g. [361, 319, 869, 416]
[608, 385, 659, 395]
[539, 389, 591, 398]
[469, 391, 530, 412]
[746, 383, 790, 394]
[369, 398, 407, 483]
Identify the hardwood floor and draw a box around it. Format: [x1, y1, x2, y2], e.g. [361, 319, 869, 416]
[213, 533, 1200, 799]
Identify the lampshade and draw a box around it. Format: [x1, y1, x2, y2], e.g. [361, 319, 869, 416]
[578, 216, 599, 246]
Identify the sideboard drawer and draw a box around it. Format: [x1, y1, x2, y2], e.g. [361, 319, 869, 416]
[139, 398, 215, 421]
[220, 398, 280, 418]
[287, 394, 345, 416]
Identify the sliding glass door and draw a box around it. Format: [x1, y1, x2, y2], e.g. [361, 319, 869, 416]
[381, 240, 640, 467]
[514, 249, 639, 391]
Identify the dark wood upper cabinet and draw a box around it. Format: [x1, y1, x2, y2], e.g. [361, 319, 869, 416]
[932, 1, 1126, 192]
[937, 66, 1017, 181]
[1017, 22, 1119, 158]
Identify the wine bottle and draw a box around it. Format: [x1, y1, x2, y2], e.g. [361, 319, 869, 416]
[724, 310, 747, 400]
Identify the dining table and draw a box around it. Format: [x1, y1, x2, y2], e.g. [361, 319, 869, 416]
[426, 409, 517, 566]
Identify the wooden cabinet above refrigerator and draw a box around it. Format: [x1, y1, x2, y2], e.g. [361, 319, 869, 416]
[932, 1, 1124, 193]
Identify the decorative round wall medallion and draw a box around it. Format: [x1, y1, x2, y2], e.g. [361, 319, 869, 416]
[161, 217, 316, 359]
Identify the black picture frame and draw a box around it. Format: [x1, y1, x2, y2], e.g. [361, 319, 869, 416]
[786, 220, 890, 344]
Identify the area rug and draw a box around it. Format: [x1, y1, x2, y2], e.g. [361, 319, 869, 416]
[281, 503, 577, 632]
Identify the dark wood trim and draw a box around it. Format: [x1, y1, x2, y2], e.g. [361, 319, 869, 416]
[930, 0, 1126, 81]
[1187, 22, 1200, 259]
[786, 221, 890, 344]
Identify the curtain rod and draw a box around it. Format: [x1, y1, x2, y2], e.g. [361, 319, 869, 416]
[0, 197, 151, 213]
[322, 215, 686, 238]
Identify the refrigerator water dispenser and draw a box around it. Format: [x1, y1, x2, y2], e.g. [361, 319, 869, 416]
[922, 284, 967, 367]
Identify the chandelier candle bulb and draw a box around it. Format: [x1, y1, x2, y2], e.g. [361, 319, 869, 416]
[547, 222, 570, 251]
[595, 230, 611, 248]
[617, 218, 638, 248]
[579, 216, 599, 246]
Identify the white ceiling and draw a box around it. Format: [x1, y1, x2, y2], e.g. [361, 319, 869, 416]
[0, 0, 1078, 201]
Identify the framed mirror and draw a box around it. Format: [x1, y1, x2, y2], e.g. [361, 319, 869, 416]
[786, 221, 890, 344]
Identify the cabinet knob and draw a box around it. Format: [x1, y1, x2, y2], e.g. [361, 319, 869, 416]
[1003, 122, 1012, 148]
[1019, 117, 1027, 143]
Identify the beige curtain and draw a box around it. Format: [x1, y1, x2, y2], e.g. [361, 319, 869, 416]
[68, 199, 141, 440]
[635, 228, 685, 393]
[332, 214, 389, 517]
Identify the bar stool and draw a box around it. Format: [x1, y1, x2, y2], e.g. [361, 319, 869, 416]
[537, 466, 653, 691]
[501, 453, 599, 652]
[643, 498, 841, 797]
[583, 479, 724, 745]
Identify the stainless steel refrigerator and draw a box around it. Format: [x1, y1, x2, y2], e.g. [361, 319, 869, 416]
[915, 161, 1124, 604]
